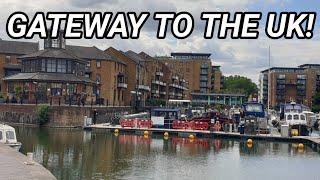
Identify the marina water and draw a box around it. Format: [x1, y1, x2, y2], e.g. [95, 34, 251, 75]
[15, 126, 320, 180]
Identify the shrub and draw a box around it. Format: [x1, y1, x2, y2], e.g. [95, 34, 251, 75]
[36, 105, 50, 125]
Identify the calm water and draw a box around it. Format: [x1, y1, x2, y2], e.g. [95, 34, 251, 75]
[15, 126, 320, 180]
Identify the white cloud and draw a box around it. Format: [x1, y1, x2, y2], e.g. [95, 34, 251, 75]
[0, 0, 318, 84]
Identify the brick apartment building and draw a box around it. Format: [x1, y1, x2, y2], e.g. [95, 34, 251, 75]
[0, 37, 225, 107]
[0, 40, 39, 92]
[259, 64, 320, 108]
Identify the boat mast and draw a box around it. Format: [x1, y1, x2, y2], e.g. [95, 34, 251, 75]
[267, 46, 271, 113]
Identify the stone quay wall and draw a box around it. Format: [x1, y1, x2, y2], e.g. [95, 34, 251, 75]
[0, 104, 133, 127]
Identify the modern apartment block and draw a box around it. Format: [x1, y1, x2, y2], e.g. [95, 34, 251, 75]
[155, 53, 213, 96]
[259, 64, 320, 108]
[211, 65, 223, 93]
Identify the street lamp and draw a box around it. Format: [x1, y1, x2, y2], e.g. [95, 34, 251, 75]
[33, 81, 38, 105]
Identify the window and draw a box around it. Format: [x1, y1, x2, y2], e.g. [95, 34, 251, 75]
[67, 61, 73, 73]
[300, 115, 306, 120]
[293, 114, 299, 120]
[41, 60, 46, 72]
[97, 60, 101, 68]
[86, 62, 91, 67]
[0, 131, 2, 140]
[5, 56, 11, 63]
[52, 39, 59, 48]
[57, 60, 66, 73]
[5, 131, 15, 140]
[51, 83, 62, 96]
[47, 59, 56, 72]
[287, 115, 292, 120]
[245, 104, 263, 112]
[96, 74, 101, 84]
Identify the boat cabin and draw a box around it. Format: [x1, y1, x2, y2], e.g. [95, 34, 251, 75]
[0, 124, 18, 144]
[151, 108, 181, 128]
[285, 113, 307, 126]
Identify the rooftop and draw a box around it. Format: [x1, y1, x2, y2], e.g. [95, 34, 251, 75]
[18, 48, 87, 63]
[0, 39, 38, 55]
[260, 67, 305, 73]
[171, 52, 211, 59]
[3, 72, 95, 84]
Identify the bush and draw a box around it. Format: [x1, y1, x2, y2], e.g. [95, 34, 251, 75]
[36, 105, 50, 125]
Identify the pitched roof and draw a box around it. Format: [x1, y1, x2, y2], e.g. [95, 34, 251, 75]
[124, 50, 146, 64]
[66, 45, 126, 65]
[0, 40, 38, 55]
[18, 48, 87, 63]
[3, 72, 95, 84]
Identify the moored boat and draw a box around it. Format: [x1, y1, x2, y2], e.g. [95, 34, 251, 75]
[0, 123, 22, 151]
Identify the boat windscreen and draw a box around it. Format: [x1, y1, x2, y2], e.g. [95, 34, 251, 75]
[5, 131, 15, 140]
[245, 104, 263, 112]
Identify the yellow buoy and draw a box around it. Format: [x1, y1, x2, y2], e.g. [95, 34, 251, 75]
[164, 136, 169, 140]
[189, 134, 195, 139]
[143, 134, 149, 139]
[247, 143, 253, 148]
[164, 132, 169, 137]
[114, 133, 119, 137]
[247, 139, 253, 144]
[114, 129, 119, 134]
[298, 143, 304, 149]
[144, 131, 149, 136]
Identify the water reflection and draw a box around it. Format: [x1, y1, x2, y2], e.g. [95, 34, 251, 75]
[15, 126, 320, 180]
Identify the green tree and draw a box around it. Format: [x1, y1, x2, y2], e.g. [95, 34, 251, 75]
[222, 75, 258, 98]
[36, 105, 50, 125]
[312, 92, 320, 113]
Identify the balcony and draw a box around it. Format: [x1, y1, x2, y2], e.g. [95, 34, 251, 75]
[200, 77, 208, 81]
[152, 90, 159, 94]
[159, 91, 166, 95]
[118, 83, 128, 89]
[169, 92, 175, 96]
[200, 70, 208, 75]
[138, 85, 150, 91]
[152, 80, 167, 86]
[172, 75, 179, 80]
[156, 71, 164, 77]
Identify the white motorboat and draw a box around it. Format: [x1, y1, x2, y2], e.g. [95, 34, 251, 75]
[0, 124, 22, 151]
[284, 112, 309, 136]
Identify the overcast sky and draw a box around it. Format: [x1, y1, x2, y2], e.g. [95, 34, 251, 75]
[1, 0, 319, 84]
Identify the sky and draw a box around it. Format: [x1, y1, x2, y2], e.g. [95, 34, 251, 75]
[0, 0, 319, 84]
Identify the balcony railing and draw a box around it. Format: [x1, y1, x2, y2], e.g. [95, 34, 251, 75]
[138, 85, 150, 91]
[156, 71, 164, 76]
[152, 80, 166, 86]
[118, 83, 128, 89]
[172, 75, 179, 80]
[152, 90, 159, 94]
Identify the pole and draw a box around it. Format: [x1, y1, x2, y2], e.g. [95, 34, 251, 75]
[268, 45, 271, 113]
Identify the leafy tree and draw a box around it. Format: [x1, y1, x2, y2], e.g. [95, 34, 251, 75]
[222, 75, 258, 98]
[312, 92, 320, 113]
[36, 105, 50, 125]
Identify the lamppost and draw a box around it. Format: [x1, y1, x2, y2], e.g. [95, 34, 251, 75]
[33, 81, 38, 105]
[67, 83, 71, 106]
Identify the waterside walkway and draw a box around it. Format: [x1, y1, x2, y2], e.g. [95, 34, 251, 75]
[0, 144, 56, 180]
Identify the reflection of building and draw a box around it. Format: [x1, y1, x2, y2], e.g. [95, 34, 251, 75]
[259, 64, 320, 108]
[3, 32, 95, 104]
